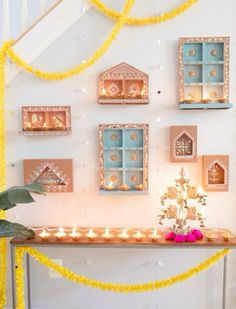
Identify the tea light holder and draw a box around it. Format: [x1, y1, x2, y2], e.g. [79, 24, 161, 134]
[118, 228, 130, 241]
[55, 227, 66, 240]
[69, 225, 81, 241]
[134, 184, 144, 191]
[149, 228, 161, 241]
[118, 184, 130, 191]
[205, 231, 217, 241]
[103, 181, 115, 191]
[86, 228, 98, 240]
[133, 230, 145, 241]
[39, 229, 50, 241]
[102, 227, 114, 240]
[222, 232, 234, 241]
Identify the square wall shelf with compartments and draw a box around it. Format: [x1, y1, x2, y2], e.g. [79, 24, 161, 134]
[98, 62, 149, 104]
[99, 124, 149, 195]
[178, 37, 232, 110]
[170, 126, 197, 162]
[202, 155, 229, 192]
[24, 159, 73, 192]
[19, 106, 71, 136]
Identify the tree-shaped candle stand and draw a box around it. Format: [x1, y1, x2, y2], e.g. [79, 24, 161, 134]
[159, 168, 207, 242]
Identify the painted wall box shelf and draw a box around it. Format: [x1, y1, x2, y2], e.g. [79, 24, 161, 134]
[20, 106, 72, 135]
[24, 159, 73, 192]
[178, 37, 232, 110]
[202, 155, 229, 191]
[98, 62, 149, 104]
[99, 124, 149, 194]
[170, 126, 197, 162]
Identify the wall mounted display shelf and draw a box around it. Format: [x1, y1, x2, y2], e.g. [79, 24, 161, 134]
[178, 36, 231, 110]
[170, 125, 197, 162]
[24, 159, 73, 192]
[202, 155, 229, 192]
[99, 124, 149, 195]
[98, 62, 149, 104]
[20, 106, 72, 136]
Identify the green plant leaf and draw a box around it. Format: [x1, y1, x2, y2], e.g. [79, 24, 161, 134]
[0, 220, 35, 238]
[0, 183, 45, 210]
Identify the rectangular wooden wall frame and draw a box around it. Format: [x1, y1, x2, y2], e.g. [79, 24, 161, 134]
[202, 155, 229, 191]
[170, 125, 197, 162]
[20, 106, 72, 135]
[99, 124, 149, 194]
[98, 62, 149, 104]
[178, 36, 232, 110]
[24, 159, 73, 192]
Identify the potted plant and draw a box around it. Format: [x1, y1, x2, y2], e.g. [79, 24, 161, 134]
[0, 183, 45, 238]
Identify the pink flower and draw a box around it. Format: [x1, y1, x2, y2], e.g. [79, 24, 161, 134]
[174, 234, 186, 243]
[165, 232, 176, 240]
[192, 229, 203, 240]
[186, 233, 197, 242]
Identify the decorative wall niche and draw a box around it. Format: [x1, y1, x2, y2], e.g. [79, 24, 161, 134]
[99, 124, 149, 194]
[202, 155, 229, 191]
[98, 62, 149, 104]
[178, 37, 232, 110]
[24, 159, 73, 192]
[170, 126, 197, 162]
[20, 106, 72, 135]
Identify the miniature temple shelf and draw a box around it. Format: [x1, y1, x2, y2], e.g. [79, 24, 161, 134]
[20, 106, 72, 135]
[98, 62, 149, 104]
[202, 155, 229, 192]
[178, 36, 232, 110]
[23, 159, 73, 192]
[170, 126, 197, 162]
[159, 168, 207, 235]
[99, 124, 149, 195]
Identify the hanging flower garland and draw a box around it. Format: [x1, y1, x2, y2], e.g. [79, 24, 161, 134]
[4, 0, 135, 80]
[15, 246, 230, 308]
[90, 0, 199, 26]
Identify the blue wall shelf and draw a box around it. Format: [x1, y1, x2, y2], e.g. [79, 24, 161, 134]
[178, 37, 231, 109]
[99, 124, 149, 195]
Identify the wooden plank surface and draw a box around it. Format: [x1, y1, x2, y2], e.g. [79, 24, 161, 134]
[10, 227, 236, 247]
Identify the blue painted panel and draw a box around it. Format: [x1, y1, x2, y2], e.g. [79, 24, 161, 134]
[179, 103, 232, 110]
[125, 150, 143, 168]
[104, 171, 122, 187]
[184, 65, 202, 83]
[104, 129, 122, 147]
[125, 171, 143, 187]
[183, 43, 202, 62]
[204, 43, 224, 62]
[204, 64, 223, 83]
[104, 150, 122, 168]
[124, 129, 143, 147]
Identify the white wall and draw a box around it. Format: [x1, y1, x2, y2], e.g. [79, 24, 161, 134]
[3, 0, 236, 308]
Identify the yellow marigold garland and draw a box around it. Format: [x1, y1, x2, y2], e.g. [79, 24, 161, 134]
[3, 0, 135, 80]
[15, 246, 230, 308]
[0, 41, 7, 309]
[90, 0, 199, 26]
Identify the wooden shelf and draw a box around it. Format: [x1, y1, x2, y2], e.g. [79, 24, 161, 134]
[179, 102, 233, 110]
[10, 228, 236, 247]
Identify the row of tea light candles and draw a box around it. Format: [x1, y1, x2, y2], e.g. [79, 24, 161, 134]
[38, 226, 234, 242]
[103, 182, 144, 191]
[39, 226, 160, 241]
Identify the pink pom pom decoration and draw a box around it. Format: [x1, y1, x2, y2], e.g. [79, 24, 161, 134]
[165, 232, 176, 240]
[192, 229, 203, 240]
[174, 234, 186, 243]
[186, 233, 197, 242]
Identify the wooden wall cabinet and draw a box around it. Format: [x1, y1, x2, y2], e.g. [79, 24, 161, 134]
[24, 159, 73, 192]
[20, 106, 71, 135]
[178, 37, 231, 110]
[98, 62, 149, 104]
[170, 126, 197, 162]
[99, 124, 149, 194]
[202, 155, 229, 191]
